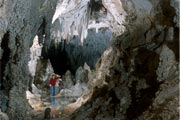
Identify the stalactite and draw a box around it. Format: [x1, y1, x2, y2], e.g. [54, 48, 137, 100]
[52, 0, 91, 44]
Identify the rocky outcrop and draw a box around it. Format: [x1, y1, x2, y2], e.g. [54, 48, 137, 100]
[0, 0, 178, 119]
[70, 0, 179, 120]
[0, 0, 58, 119]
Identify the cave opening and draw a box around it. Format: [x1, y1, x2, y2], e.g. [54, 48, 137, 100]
[0, 0, 179, 120]
[48, 28, 112, 75]
[26, 28, 112, 118]
[48, 41, 69, 75]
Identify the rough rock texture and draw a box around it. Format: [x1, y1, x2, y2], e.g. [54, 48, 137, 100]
[70, 0, 179, 120]
[0, 0, 178, 120]
[137, 44, 179, 120]
[0, 0, 58, 119]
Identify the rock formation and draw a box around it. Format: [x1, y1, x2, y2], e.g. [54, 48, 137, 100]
[69, 0, 179, 120]
[0, 0, 179, 119]
[0, 0, 58, 119]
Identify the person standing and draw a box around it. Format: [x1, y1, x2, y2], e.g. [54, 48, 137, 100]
[49, 74, 59, 105]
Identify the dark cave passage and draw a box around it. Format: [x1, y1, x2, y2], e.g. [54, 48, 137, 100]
[48, 46, 69, 75]
[0, 32, 10, 90]
[48, 29, 111, 75]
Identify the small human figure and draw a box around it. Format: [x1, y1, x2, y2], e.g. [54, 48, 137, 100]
[49, 74, 60, 106]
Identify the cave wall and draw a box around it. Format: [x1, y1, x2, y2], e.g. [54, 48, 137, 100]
[0, 0, 178, 119]
[0, 0, 58, 119]
[70, 0, 179, 119]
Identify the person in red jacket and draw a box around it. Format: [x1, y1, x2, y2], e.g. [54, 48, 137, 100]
[49, 74, 60, 105]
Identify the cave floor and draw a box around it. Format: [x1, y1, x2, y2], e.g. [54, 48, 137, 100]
[28, 90, 85, 120]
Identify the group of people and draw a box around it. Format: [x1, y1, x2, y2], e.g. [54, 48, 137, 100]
[49, 74, 64, 106]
